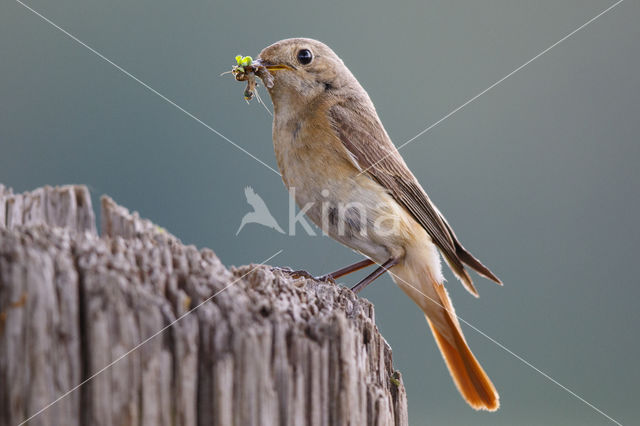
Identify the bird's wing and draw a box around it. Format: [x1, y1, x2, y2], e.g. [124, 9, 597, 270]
[328, 102, 501, 295]
[245, 186, 267, 210]
[244, 186, 257, 201]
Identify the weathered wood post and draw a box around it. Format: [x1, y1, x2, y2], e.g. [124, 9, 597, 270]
[0, 184, 408, 426]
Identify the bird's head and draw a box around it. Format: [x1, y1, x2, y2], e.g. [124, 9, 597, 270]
[256, 38, 357, 109]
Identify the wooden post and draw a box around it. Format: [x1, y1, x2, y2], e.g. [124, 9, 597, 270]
[0, 184, 408, 426]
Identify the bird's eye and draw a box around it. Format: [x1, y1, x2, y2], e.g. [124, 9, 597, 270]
[297, 49, 313, 65]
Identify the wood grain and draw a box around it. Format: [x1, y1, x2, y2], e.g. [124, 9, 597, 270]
[0, 184, 407, 426]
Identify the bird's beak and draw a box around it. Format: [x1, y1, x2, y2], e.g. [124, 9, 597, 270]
[254, 58, 293, 72]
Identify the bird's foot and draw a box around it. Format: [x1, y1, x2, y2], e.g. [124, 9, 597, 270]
[270, 266, 313, 280]
[271, 267, 336, 284]
[315, 274, 337, 284]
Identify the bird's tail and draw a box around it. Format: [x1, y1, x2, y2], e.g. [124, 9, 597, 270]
[391, 245, 499, 411]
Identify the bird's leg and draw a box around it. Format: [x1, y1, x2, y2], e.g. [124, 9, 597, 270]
[350, 258, 399, 294]
[317, 258, 375, 282]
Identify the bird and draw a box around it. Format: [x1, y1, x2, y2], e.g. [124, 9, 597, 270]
[254, 38, 503, 411]
[236, 186, 285, 235]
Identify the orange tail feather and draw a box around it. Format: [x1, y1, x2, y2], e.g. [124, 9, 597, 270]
[427, 315, 499, 411]
[392, 244, 499, 411]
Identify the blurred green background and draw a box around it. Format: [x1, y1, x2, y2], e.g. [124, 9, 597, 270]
[1, 0, 638, 424]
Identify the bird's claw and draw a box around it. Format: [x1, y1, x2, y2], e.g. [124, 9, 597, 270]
[316, 274, 337, 284]
[271, 267, 336, 284]
[288, 269, 315, 280]
[271, 266, 312, 279]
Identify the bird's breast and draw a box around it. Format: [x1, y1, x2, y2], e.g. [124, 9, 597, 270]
[272, 113, 413, 262]
[272, 112, 356, 207]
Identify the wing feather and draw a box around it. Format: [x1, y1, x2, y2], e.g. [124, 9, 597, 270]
[328, 102, 501, 294]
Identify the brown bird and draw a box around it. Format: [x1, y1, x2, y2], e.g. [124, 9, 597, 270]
[255, 38, 503, 411]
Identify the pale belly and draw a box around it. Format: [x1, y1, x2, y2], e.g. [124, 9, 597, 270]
[281, 155, 412, 264]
